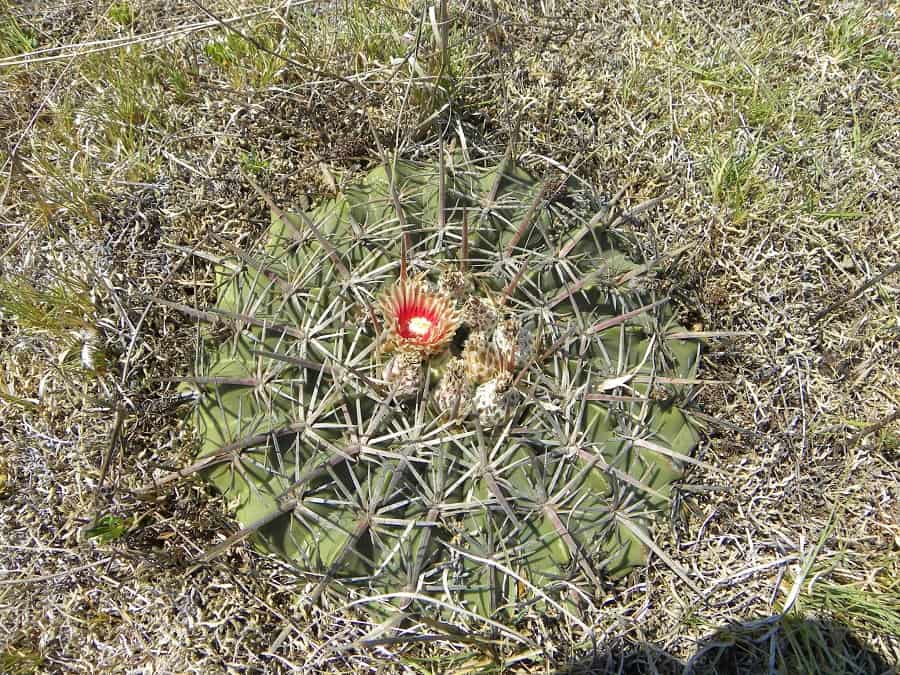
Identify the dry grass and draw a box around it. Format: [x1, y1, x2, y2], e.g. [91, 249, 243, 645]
[1, 0, 897, 672]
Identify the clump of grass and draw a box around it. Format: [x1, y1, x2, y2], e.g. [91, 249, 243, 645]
[106, 1, 136, 29]
[0, 647, 45, 675]
[202, 27, 282, 90]
[0, 15, 36, 58]
[706, 132, 766, 217]
[0, 273, 94, 333]
[0, 271, 109, 390]
[795, 568, 900, 640]
[689, 614, 896, 674]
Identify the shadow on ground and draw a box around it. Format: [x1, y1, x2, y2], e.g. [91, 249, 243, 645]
[557, 615, 896, 675]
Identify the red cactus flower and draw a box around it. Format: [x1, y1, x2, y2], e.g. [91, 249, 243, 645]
[378, 278, 461, 355]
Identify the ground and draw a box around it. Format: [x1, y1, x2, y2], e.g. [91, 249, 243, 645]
[0, 0, 898, 673]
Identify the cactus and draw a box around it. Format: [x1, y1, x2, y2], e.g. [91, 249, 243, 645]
[155, 153, 701, 627]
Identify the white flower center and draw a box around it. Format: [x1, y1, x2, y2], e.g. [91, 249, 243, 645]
[408, 316, 432, 337]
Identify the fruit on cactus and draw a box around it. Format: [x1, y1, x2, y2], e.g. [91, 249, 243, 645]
[152, 152, 702, 628]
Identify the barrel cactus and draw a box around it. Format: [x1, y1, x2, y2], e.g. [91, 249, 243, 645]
[153, 152, 701, 627]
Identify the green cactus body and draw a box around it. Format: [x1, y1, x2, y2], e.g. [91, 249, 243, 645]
[189, 155, 701, 624]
